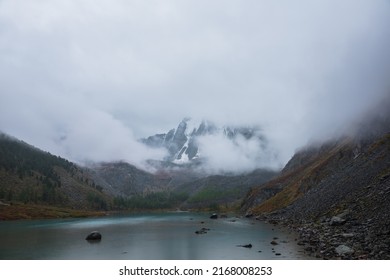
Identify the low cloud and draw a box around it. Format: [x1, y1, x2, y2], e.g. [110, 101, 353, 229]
[196, 130, 280, 174]
[0, 89, 167, 169]
[53, 108, 168, 168]
[0, 0, 389, 172]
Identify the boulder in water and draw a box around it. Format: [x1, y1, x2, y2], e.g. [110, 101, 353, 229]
[210, 213, 218, 219]
[237, 244, 253, 248]
[86, 231, 102, 241]
[195, 228, 210, 234]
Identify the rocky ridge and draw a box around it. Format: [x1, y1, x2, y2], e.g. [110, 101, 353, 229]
[142, 118, 266, 165]
[242, 111, 390, 259]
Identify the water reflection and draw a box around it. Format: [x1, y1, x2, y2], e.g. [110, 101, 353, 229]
[0, 212, 307, 260]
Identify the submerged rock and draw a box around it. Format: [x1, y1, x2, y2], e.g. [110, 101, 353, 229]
[86, 231, 102, 241]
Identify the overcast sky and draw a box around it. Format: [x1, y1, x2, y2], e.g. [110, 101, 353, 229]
[1, 0, 389, 172]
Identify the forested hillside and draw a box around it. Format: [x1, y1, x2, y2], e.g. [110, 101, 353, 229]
[0, 133, 111, 217]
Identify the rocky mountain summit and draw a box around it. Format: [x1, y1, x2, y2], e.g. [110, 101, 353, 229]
[142, 118, 266, 164]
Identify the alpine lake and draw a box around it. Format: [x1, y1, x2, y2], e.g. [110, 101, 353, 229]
[0, 212, 307, 259]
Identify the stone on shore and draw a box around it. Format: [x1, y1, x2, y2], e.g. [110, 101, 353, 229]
[330, 216, 347, 226]
[335, 245, 354, 256]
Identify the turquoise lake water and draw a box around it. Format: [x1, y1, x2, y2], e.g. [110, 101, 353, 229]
[0, 212, 307, 259]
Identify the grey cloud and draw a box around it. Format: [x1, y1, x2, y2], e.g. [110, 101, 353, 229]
[196, 129, 281, 174]
[0, 0, 389, 171]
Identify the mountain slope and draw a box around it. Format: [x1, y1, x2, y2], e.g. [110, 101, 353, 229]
[87, 161, 173, 197]
[177, 169, 278, 210]
[86, 160, 278, 211]
[0, 133, 111, 214]
[241, 113, 390, 259]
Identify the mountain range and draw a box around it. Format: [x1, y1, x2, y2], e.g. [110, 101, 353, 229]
[141, 118, 266, 165]
[0, 130, 277, 216]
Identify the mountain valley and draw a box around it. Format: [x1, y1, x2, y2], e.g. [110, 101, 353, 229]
[1, 110, 389, 259]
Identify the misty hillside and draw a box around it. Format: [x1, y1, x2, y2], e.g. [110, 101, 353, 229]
[0, 133, 111, 217]
[87, 161, 173, 197]
[0, 132, 278, 216]
[87, 160, 278, 211]
[177, 169, 277, 210]
[241, 110, 390, 259]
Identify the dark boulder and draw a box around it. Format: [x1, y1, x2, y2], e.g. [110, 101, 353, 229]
[86, 231, 102, 241]
[195, 228, 210, 234]
[210, 213, 218, 219]
[237, 244, 253, 248]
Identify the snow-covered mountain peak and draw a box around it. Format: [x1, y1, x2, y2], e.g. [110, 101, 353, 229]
[141, 118, 267, 167]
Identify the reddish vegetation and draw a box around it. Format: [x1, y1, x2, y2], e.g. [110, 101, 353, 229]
[0, 202, 106, 220]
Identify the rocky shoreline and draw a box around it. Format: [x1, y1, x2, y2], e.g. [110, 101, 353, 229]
[253, 211, 390, 260]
